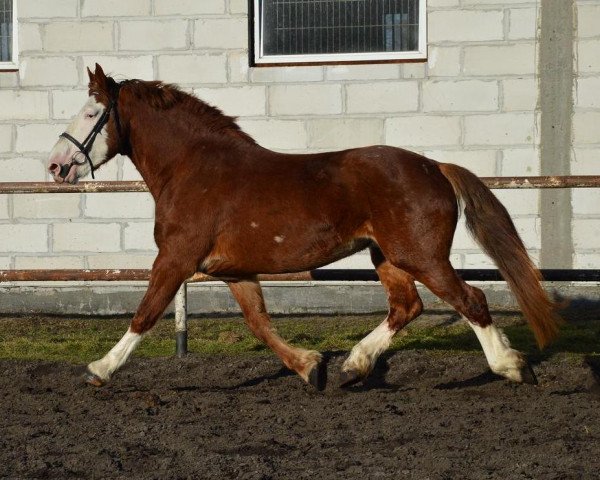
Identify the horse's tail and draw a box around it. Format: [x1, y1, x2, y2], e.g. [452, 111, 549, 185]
[438, 162, 562, 348]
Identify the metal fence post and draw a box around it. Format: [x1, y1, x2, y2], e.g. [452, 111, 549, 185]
[174, 282, 188, 357]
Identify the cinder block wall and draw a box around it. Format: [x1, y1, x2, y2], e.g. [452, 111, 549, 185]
[0, 0, 598, 277]
[572, 1, 600, 268]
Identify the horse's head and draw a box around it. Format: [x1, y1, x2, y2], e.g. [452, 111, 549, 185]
[48, 63, 124, 183]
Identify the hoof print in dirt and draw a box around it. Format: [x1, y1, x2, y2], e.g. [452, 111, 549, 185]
[339, 369, 363, 388]
[519, 364, 538, 385]
[308, 361, 327, 391]
[83, 370, 105, 387]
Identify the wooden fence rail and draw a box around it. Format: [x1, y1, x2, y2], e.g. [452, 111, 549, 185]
[1, 176, 600, 195]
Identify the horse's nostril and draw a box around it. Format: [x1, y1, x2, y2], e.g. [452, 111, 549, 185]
[59, 164, 71, 179]
[49, 162, 71, 179]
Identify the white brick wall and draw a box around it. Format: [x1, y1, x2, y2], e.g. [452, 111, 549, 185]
[83, 193, 154, 219]
[19, 57, 79, 87]
[13, 194, 80, 219]
[0, 91, 49, 120]
[53, 223, 121, 253]
[16, 124, 66, 153]
[123, 222, 156, 251]
[508, 7, 538, 40]
[346, 81, 419, 114]
[428, 10, 504, 42]
[385, 116, 461, 148]
[500, 148, 540, 176]
[573, 112, 600, 144]
[464, 113, 536, 146]
[14, 256, 84, 269]
[325, 64, 400, 81]
[577, 40, 600, 73]
[236, 119, 307, 150]
[0, 126, 12, 152]
[577, 77, 600, 108]
[44, 22, 114, 52]
[193, 86, 266, 116]
[194, 18, 247, 49]
[82, 0, 151, 17]
[157, 54, 227, 84]
[81, 55, 154, 80]
[306, 119, 383, 150]
[423, 150, 497, 177]
[577, 4, 600, 38]
[251, 66, 324, 83]
[52, 90, 89, 120]
[502, 78, 537, 111]
[18, 23, 42, 52]
[120, 20, 188, 51]
[0, 225, 48, 253]
[18, 0, 77, 19]
[154, 0, 225, 16]
[0, 196, 9, 219]
[422, 80, 498, 112]
[0, 0, 596, 272]
[427, 46, 461, 77]
[463, 44, 536, 76]
[0, 158, 47, 181]
[269, 85, 342, 116]
[571, 1, 600, 266]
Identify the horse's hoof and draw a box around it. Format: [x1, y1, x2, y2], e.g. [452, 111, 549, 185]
[83, 370, 106, 387]
[339, 369, 362, 388]
[307, 360, 327, 391]
[520, 363, 538, 385]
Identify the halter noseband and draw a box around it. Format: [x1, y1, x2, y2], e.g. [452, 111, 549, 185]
[59, 84, 125, 180]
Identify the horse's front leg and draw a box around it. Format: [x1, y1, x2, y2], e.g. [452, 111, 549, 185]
[228, 278, 326, 390]
[85, 250, 194, 386]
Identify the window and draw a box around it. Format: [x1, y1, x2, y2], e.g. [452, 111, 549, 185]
[0, 0, 17, 70]
[252, 0, 426, 65]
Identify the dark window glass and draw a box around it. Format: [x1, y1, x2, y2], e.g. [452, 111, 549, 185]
[261, 0, 419, 56]
[0, 0, 13, 62]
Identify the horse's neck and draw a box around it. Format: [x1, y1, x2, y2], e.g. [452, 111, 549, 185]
[126, 104, 189, 200]
[125, 100, 261, 199]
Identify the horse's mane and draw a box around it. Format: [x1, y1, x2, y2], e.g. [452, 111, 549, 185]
[121, 79, 257, 145]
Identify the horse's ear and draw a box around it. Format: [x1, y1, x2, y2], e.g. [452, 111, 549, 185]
[87, 66, 94, 83]
[94, 63, 106, 80]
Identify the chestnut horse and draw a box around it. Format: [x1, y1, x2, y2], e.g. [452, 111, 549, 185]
[48, 64, 561, 389]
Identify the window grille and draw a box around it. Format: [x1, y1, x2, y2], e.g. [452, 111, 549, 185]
[0, 0, 16, 69]
[253, 0, 426, 65]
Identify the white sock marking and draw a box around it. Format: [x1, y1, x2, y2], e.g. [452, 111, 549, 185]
[87, 328, 143, 381]
[468, 320, 525, 381]
[343, 320, 395, 375]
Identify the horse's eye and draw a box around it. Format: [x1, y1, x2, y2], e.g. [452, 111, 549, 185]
[86, 112, 97, 119]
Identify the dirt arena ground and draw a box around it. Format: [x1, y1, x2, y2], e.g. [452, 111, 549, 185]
[1, 335, 599, 479]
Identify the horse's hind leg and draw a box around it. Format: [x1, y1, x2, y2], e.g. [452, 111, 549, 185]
[227, 278, 325, 390]
[411, 260, 536, 384]
[340, 247, 423, 386]
[85, 250, 195, 386]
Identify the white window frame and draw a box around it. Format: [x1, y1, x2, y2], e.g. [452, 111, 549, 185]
[0, 0, 17, 70]
[253, 0, 426, 65]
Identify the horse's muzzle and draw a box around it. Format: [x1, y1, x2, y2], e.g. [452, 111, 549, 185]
[48, 161, 77, 184]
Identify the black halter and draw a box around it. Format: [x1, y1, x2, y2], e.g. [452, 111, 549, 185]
[59, 85, 125, 180]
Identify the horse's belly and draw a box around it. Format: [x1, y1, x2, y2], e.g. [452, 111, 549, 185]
[200, 235, 372, 277]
